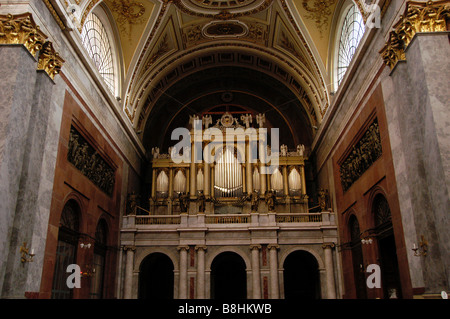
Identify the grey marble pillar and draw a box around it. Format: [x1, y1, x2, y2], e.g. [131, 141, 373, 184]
[123, 246, 135, 299]
[178, 245, 189, 299]
[195, 245, 206, 299]
[0, 45, 63, 298]
[381, 33, 450, 293]
[322, 243, 336, 299]
[268, 244, 279, 299]
[250, 244, 262, 299]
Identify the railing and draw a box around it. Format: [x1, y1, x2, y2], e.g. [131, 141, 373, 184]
[276, 213, 322, 223]
[128, 212, 329, 227]
[135, 215, 181, 225]
[205, 214, 250, 224]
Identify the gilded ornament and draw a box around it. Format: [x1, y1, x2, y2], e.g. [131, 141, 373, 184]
[302, 0, 337, 37]
[37, 41, 65, 80]
[339, 120, 382, 192]
[380, 0, 450, 70]
[0, 13, 48, 56]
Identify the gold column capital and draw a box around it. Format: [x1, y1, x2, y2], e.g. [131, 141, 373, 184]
[380, 0, 450, 70]
[37, 41, 65, 80]
[250, 244, 262, 250]
[0, 13, 48, 56]
[267, 244, 280, 250]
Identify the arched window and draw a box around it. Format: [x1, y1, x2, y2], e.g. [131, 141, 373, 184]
[81, 11, 116, 94]
[336, 4, 365, 86]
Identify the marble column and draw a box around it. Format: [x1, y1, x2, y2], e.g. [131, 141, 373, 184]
[268, 244, 279, 299]
[250, 244, 262, 299]
[178, 245, 189, 299]
[195, 245, 206, 299]
[123, 246, 136, 299]
[322, 243, 336, 299]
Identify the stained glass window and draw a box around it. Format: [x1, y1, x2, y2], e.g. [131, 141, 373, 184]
[337, 5, 365, 85]
[81, 13, 115, 93]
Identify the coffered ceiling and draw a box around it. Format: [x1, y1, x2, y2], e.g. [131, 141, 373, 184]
[73, 0, 371, 148]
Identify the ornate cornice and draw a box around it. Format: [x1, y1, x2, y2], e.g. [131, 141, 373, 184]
[0, 13, 65, 80]
[380, 0, 450, 70]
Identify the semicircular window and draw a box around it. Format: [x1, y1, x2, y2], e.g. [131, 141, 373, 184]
[81, 13, 115, 93]
[337, 5, 365, 85]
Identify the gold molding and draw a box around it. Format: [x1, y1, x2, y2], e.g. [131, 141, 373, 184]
[42, 0, 67, 31]
[380, 0, 450, 70]
[0, 13, 48, 56]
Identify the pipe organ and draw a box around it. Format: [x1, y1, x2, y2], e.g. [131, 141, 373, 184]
[150, 112, 309, 215]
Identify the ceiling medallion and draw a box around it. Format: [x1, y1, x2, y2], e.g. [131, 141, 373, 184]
[175, 0, 273, 18]
[220, 112, 235, 127]
[203, 20, 248, 38]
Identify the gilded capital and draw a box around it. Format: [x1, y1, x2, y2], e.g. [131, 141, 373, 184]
[267, 244, 280, 250]
[0, 13, 48, 56]
[37, 41, 65, 80]
[380, 0, 450, 70]
[250, 244, 262, 250]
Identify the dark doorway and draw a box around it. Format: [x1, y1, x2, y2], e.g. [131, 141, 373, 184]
[283, 250, 320, 299]
[373, 194, 402, 299]
[349, 215, 367, 299]
[211, 252, 247, 299]
[139, 253, 174, 299]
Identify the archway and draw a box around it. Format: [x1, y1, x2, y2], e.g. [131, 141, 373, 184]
[138, 253, 174, 299]
[283, 250, 320, 299]
[211, 252, 247, 299]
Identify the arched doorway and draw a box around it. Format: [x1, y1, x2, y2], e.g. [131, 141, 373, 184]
[211, 252, 247, 299]
[139, 253, 174, 299]
[349, 215, 367, 299]
[51, 199, 80, 299]
[372, 194, 402, 298]
[283, 250, 320, 299]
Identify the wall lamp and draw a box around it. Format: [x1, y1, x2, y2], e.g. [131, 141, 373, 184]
[20, 242, 35, 264]
[412, 235, 428, 257]
[80, 243, 91, 249]
[361, 237, 374, 245]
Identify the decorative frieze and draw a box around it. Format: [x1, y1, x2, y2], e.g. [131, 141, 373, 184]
[0, 13, 65, 79]
[380, 0, 450, 70]
[68, 126, 116, 196]
[339, 120, 382, 192]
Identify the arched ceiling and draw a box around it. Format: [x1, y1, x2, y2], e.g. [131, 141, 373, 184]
[74, 0, 373, 150]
